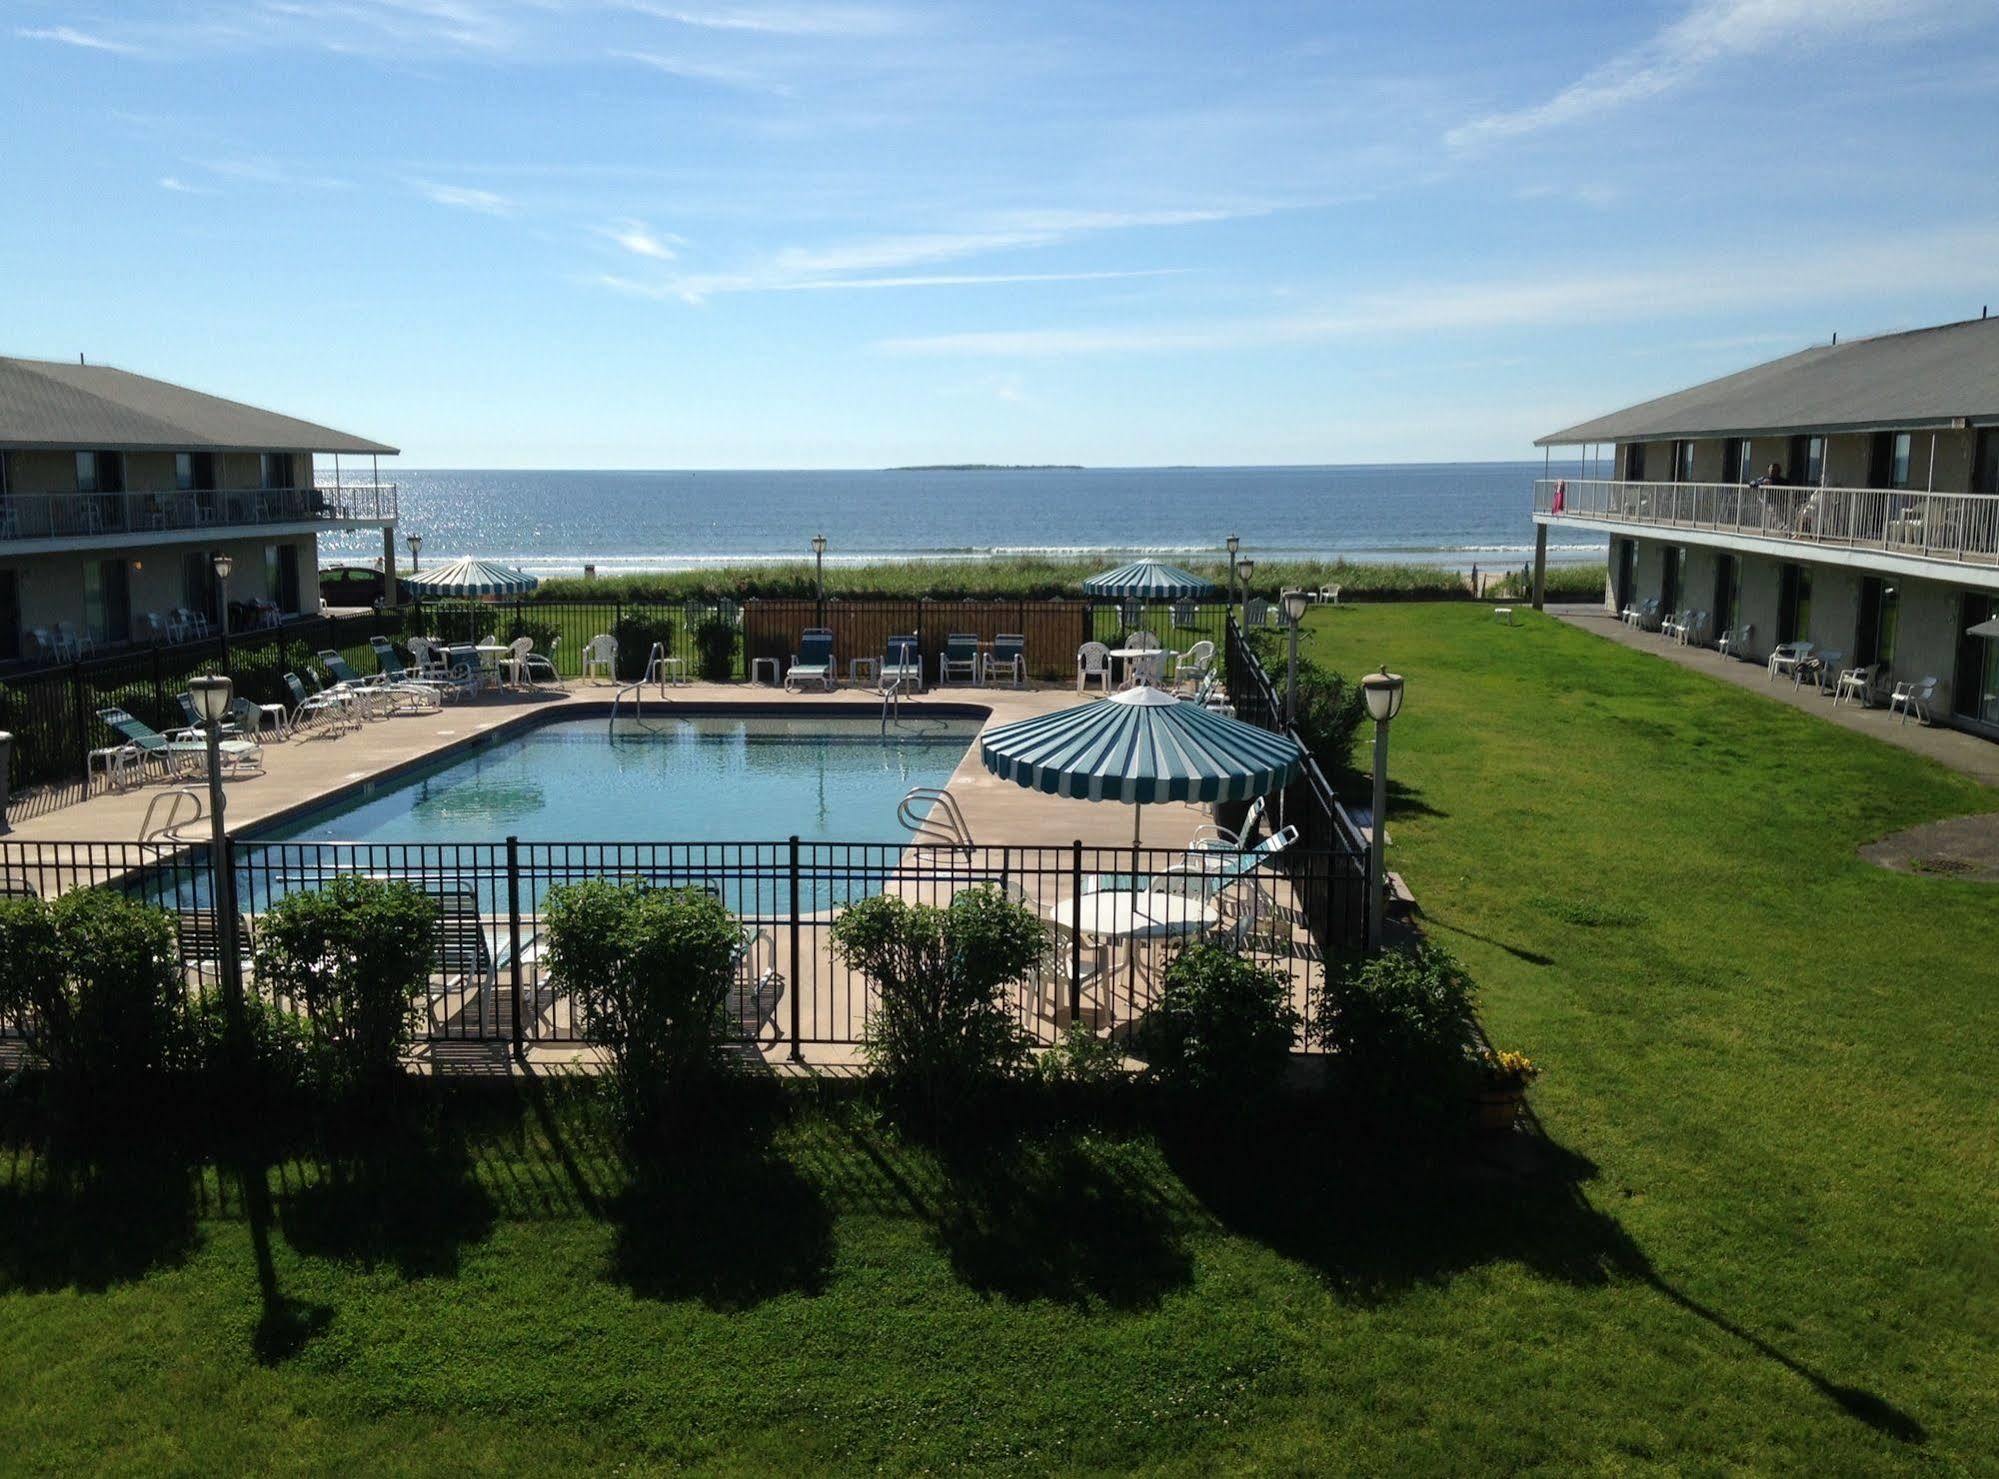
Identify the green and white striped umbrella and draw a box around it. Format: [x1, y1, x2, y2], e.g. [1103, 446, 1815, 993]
[403, 556, 539, 598]
[1082, 559, 1217, 599]
[980, 686, 1303, 841]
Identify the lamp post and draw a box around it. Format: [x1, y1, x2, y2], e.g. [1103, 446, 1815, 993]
[188, 674, 245, 1020]
[1225, 532, 1240, 611]
[212, 551, 234, 667]
[406, 530, 423, 573]
[811, 533, 827, 613]
[1360, 664, 1406, 950]
[1235, 557, 1254, 627]
[1281, 589, 1309, 724]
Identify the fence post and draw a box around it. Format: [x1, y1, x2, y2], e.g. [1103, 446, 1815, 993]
[1069, 839, 1083, 1024]
[788, 836, 802, 1061]
[506, 835, 525, 1054]
[69, 659, 88, 791]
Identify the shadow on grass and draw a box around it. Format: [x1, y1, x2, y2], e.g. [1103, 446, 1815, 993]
[930, 1131, 1193, 1310]
[606, 1077, 834, 1311]
[1163, 1105, 1926, 1446]
[275, 1086, 497, 1282]
[0, 1142, 199, 1294]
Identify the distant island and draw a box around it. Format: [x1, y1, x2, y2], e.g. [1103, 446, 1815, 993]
[887, 463, 1084, 472]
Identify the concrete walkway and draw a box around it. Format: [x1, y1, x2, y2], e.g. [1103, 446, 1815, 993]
[1548, 604, 1999, 788]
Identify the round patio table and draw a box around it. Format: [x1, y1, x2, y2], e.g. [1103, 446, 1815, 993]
[1049, 889, 1216, 941]
[1105, 646, 1176, 687]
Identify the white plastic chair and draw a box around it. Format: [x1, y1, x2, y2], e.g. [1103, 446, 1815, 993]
[1716, 623, 1753, 659]
[1189, 796, 1266, 853]
[1768, 640, 1813, 683]
[1834, 664, 1877, 707]
[506, 635, 559, 688]
[1888, 676, 1938, 725]
[1076, 641, 1112, 694]
[581, 633, 618, 682]
[1173, 639, 1215, 690]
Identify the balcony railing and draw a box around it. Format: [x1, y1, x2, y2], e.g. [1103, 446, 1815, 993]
[0, 483, 397, 544]
[1535, 478, 1999, 568]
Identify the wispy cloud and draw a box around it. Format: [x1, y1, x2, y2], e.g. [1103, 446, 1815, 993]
[195, 157, 354, 190]
[591, 206, 1240, 303]
[1449, 0, 1938, 148]
[157, 175, 213, 194]
[16, 24, 139, 54]
[602, 220, 682, 259]
[600, 267, 1186, 302]
[416, 180, 514, 214]
[875, 224, 1999, 356]
[611, 48, 790, 93]
[619, 2, 903, 35]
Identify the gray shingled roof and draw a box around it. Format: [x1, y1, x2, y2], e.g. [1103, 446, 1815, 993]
[0, 357, 397, 454]
[1537, 316, 1999, 446]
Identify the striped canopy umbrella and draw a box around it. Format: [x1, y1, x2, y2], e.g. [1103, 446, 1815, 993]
[1082, 559, 1218, 599]
[980, 686, 1304, 842]
[402, 556, 539, 599]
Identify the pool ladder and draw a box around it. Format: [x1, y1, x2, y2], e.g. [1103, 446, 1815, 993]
[139, 787, 205, 843]
[610, 643, 674, 728]
[899, 786, 974, 853]
[880, 674, 905, 732]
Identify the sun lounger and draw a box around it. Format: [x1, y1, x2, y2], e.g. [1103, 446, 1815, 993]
[939, 632, 981, 686]
[983, 633, 1025, 687]
[786, 628, 836, 692]
[97, 705, 262, 782]
[882, 635, 924, 692]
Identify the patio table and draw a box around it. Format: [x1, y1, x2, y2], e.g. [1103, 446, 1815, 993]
[1048, 889, 1216, 942]
[1105, 646, 1176, 687]
[474, 642, 513, 686]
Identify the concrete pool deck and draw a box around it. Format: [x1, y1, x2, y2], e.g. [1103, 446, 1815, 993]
[3, 677, 1218, 852]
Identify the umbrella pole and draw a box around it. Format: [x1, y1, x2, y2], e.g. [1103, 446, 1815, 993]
[1133, 802, 1142, 846]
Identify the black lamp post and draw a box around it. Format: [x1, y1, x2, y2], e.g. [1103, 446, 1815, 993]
[1281, 589, 1310, 724]
[1361, 664, 1407, 949]
[189, 674, 245, 1016]
[811, 533, 827, 610]
[1225, 532, 1240, 612]
[212, 551, 234, 667]
[407, 530, 423, 573]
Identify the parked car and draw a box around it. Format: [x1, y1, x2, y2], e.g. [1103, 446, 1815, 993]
[319, 563, 387, 609]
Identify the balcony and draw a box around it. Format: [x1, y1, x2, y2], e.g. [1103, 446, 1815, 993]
[0, 483, 398, 547]
[1535, 478, 1999, 572]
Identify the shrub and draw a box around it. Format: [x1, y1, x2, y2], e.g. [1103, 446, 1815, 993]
[1245, 631, 1368, 781]
[187, 987, 316, 1111]
[543, 881, 745, 1125]
[691, 618, 739, 681]
[504, 612, 564, 666]
[1035, 1021, 1131, 1086]
[830, 886, 1045, 1122]
[0, 891, 186, 1106]
[253, 876, 437, 1092]
[1134, 944, 1299, 1097]
[1317, 945, 1480, 1110]
[612, 613, 677, 681]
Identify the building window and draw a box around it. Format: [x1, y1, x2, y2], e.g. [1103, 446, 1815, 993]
[1976, 430, 1999, 495]
[1878, 583, 1899, 666]
[1788, 435, 1824, 487]
[1722, 439, 1752, 484]
[1889, 432, 1913, 490]
[75, 451, 125, 493]
[1672, 440, 1696, 483]
[174, 452, 216, 492]
[82, 557, 130, 643]
[1623, 443, 1647, 480]
[259, 453, 293, 490]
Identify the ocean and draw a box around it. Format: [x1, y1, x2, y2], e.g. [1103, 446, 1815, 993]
[317, 461, 1600, 577]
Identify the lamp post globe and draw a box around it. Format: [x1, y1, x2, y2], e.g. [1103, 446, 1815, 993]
[1281, 589, 1309, 725]
[1359, 666, 1406, 949]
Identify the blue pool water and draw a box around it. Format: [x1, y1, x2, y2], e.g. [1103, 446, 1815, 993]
[260, 714, 981, 846]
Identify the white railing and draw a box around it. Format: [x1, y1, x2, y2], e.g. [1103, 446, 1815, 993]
[1535, 478, 1999, 568]
[0, 483, 398, 543]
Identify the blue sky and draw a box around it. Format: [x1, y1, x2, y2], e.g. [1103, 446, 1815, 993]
[5, 0, 1999, 467]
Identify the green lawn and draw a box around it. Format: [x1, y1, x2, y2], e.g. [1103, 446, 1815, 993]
[2, 603, 1994, 1473]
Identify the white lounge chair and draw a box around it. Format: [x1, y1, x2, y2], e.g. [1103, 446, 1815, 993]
[1888, 676, 1938, 725]
[786, 628, 836, 692]
[1716, 623, 1753, 660]
[939, 633, 981, 686]
[982, 633, 1025, 688]
[1834, 664, 1878, 707]
[505, 635, 559, 688]
[1189, 795, 1267, 853]
[1076, 641, 1112, 694]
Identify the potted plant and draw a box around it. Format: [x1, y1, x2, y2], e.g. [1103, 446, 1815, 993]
[1473, 1047, 1540, 1131]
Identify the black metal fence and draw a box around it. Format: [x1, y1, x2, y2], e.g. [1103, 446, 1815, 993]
[1224, 616, 1371, 950]
[0, 835, 1344, 1055]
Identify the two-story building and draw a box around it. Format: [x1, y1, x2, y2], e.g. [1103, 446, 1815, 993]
[0, 356, 398, 665]
[1529, 315, 1999, 735]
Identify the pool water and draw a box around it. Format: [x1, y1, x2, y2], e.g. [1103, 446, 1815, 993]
[259, 714, 983, 846]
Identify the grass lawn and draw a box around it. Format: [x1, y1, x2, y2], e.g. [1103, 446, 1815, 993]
[2, 602, 1993, 1473]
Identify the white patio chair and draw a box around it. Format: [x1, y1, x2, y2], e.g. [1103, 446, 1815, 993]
[1767, 640, 1813, 683]
[506, 635, 559, 688]
[1125, 630, 1162, 651]
[1888, 676, 1938, 725]
[1716, 623, 1753, 660]
[1188, 795, 1266, 853]
[581, 633, 618, 682]
[1076, 640, 1112, 694]
[1834, 664, 1877, 707]
[1173, 639, 1215, 691]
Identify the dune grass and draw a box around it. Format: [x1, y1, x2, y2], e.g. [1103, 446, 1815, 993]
[525, 555, 1504, 603]
[1, 600, 1991, 1472]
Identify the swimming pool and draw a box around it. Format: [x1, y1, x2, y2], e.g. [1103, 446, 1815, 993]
[258, 712, 983, 846]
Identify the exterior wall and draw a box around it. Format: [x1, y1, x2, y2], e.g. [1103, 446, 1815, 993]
[1618, 533, 1990, 727]
[0, 533, 319, 657]
[1607, 431, 1977, 492]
